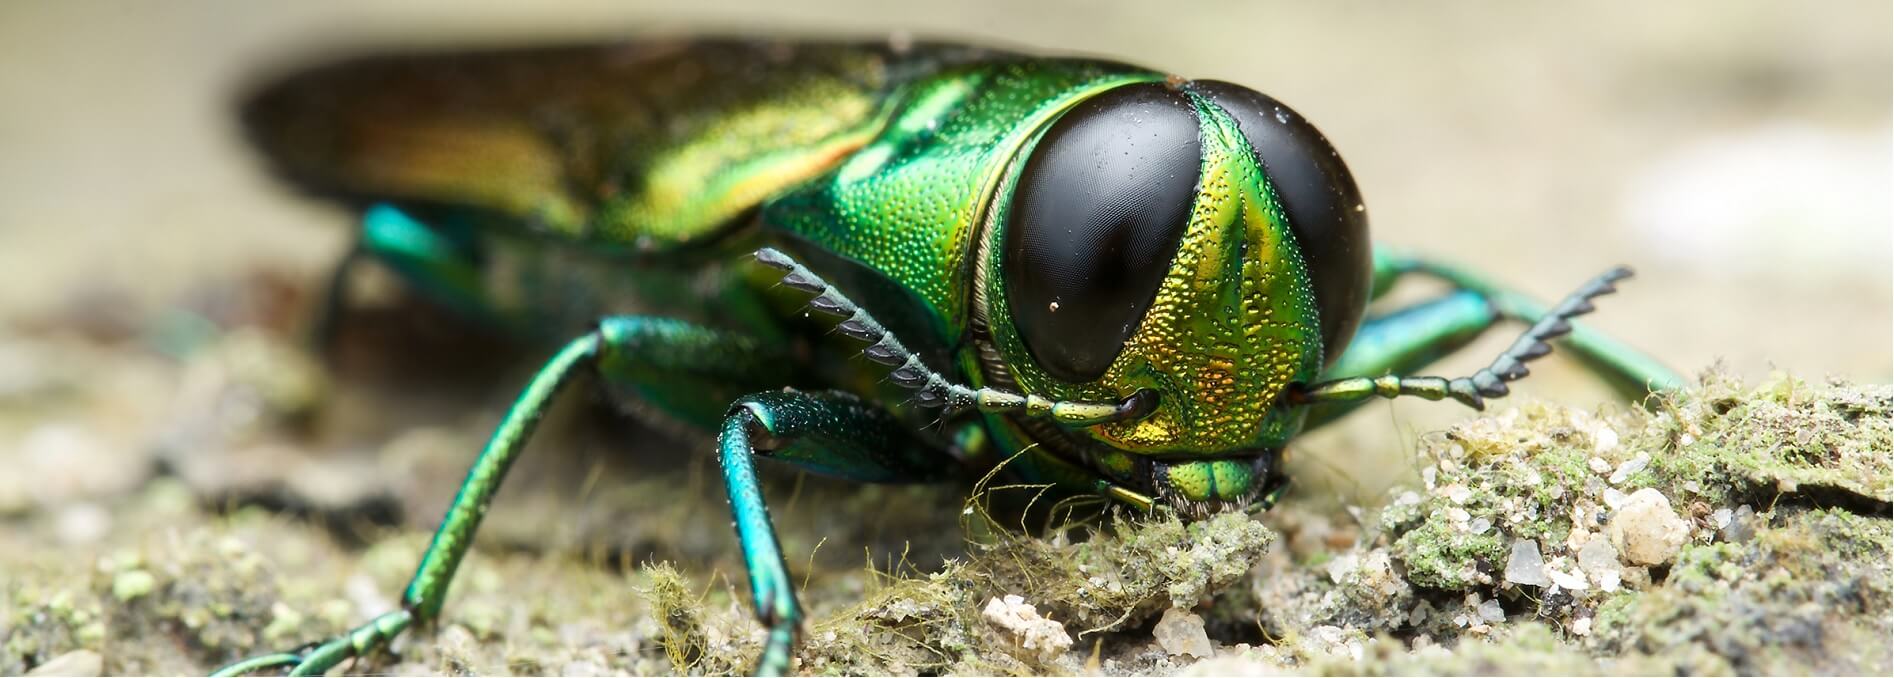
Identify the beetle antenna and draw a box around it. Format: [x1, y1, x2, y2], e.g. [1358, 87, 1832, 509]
[753, 248, 1151, 426]
[1286, 266, 1633, 410]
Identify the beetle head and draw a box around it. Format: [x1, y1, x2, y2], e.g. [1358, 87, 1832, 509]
[975, 78, 1370, 512]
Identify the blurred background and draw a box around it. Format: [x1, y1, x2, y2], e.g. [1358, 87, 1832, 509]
[2, 1, 1886, 380]
[0, 1, 1886, 661]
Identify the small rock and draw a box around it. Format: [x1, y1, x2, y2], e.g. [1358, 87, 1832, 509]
[1711, 507, 1733, 528]
[983, 595, 1073, 662]
[1577, 536, 1620, 574]
[1307, 624, 1352, 657]
[1546, 566, 1589, 591]
[1588, 457, 1612, 474]
[1607, 452, 1651, 485]
[1153, 607, 1213, 659]
[54, 501, 110, 545]
[1476, 598, 1505, 623]
[1602, 488, 1628, 509]
[1607, 488, 1691, 565]
[26, 650, 103, 676]
[560, 660, 607, 677]
[1504, 539, 1550, 587]
[1571, 617, 1593, 636]
[1444, 484, 1473, 504]
[1599, 569, 1622, 592]
[1592, 427, 1620, 453]
[1621, 566, 1654, 590]
[1721, 505, 1756, 543]
[1326, 553, 1359, 584]
[1469, 517, 1492, 534]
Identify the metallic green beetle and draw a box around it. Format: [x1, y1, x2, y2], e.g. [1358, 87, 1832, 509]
[216, 39, 1682, 676]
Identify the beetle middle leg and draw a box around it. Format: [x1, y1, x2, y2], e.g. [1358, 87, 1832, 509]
[719, 389, 964, 675]
[212, 316, 794, 677]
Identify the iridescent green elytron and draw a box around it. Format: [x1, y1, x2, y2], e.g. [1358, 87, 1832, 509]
[216, 39, 1683, 676]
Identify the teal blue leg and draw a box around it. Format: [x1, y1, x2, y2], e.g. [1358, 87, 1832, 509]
[718, 389, 960, 676]
[1303, 247, 1684, 429]
[1372, 248, 1685, 396]
[309, 243, 364, 350]
[1304, 290, 1497, 429]
[309, 203, 492, 350]
[214, 316, 787, 677]
[356, 203, 492, 320]
[1293, 257, 1681, 418]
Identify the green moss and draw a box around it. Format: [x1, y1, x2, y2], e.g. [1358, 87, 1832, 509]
[1666, 541, 1744, 593]
[101, 532, 294, 674]
[971, 510, 1275, 635]
[3, 578, 105, 675]
[1391, 516, 1506, 590]
[641, 562, 710, 675]
[1583, 508, 1890, 675]
[1647, 372, 1891, 511]
[791, 509, 1274, 675]
[111, 570, 156, 602]
[7, 369, 1886, 676]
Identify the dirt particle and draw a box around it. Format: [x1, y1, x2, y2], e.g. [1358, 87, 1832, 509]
[24, 650, 102, 677]
[1504, 539, 1549, 587]
[1152, 607, 1213, 659]
[1607, 488, 1691, 566]
[982, 594, 1072, 662]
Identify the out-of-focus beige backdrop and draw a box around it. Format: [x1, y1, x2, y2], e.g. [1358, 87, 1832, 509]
[2, 1, 1887, 399]
[0, 6, 1886, 673]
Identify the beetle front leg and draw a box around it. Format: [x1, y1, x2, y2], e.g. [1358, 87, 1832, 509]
[1300, 290, 1499, 430]
[1293, 265, 1661, 414]
[1371, 248, 1685, 397]
[717, 389, 961, 676]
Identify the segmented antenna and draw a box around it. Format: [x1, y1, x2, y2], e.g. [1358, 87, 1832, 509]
[1289, 266, 1634, 411]
[754, 248, 1154, 427]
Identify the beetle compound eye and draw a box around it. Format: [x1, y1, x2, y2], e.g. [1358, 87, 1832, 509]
[1192, 82, 1371, 365]
[1002, 82, 1202, 383]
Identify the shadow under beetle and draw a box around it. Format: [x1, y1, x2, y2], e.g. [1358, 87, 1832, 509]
[214, 38, 1683, 676]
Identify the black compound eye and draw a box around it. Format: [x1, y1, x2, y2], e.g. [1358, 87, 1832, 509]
[1191, 81, 1371, 366]
[1002, 82, 1202, 383]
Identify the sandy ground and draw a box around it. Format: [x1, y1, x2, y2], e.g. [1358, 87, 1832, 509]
[0, 1, 1888, 675]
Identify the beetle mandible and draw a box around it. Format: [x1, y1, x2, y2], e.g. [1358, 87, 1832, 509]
[214, 39, 1682, 676]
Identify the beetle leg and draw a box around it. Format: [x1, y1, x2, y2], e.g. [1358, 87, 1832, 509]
[214, 334, 598, 677]
[1290, 266, 1647, 412]
[215, 316, 788, 677]
[1298, 290, 1499, 429]
[718, 389, 964, 675]
[355, 203, 496, 319]
[752, 247, 1155, 427]
[308, 242, 364, 351]
[1369, 248, 1685, 397]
